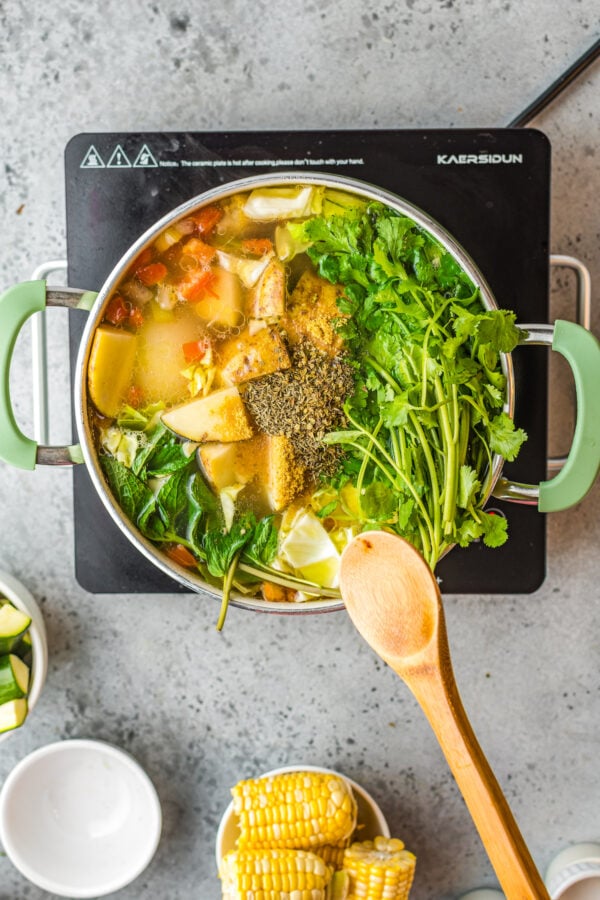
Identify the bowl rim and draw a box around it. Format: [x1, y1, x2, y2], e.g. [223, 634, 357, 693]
[0, 737, 162, 898]
[0, 569, 48, 744]
[215, 762, 390, 868]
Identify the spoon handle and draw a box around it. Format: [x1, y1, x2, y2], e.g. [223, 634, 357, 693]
[402, 666, 550, 900]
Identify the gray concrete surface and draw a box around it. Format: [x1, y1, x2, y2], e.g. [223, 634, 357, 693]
[0, 1, 599, 897]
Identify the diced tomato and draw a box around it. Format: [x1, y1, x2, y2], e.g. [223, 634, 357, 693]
[127, 385, 144, 407]
[136, 262, 167, 286]
[192, 205, 223, 236]
[129, 246, 154, 273]
[105, 294, 129, 326]
[128, 306, 144, 328]
[182, 337, 211, 364]
[242, 237, 273, 255]
[177, 266, 215, 302]
[182, 238, 216, 266]
[166, 544, 198, 568]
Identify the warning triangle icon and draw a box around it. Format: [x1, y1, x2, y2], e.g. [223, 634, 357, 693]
[133, 144, 158, 168]
[107, 144, 132, 168]
[80, 145, 105, 169]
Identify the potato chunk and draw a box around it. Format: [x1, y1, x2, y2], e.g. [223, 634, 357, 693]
[161, 386, 253, 442]
[283, 269, 346, 356]
[218, 327, 290, 386]
[194, 268, 244, 328]
[246, 258, 286, 319]
[197, 442, 240, 491]
[267, 435, 305, 512]
[88, 325, 137, 417]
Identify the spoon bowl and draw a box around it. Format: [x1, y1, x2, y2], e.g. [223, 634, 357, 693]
[340, 532, 549, 900]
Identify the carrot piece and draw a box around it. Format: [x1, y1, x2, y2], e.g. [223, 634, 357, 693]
[242, 237, 273, 256]
[136, 262, 167, 286]
[182, 338, 211, 364]
[128, 307, 144, 328]
[126, 385, 144, 407]
[177, 267, 215, 302]
[105, 294, 129, 326]
[182, 238, 217, 266]
[166, 544, 198, 568]
[192, 205, 223, 235]
[129, 246, 154, 273]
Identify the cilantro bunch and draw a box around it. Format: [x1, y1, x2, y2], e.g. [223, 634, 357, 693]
[299, 201, 527, 568]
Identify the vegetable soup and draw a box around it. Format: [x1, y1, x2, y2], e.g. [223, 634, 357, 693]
[88, 182, 526, 625]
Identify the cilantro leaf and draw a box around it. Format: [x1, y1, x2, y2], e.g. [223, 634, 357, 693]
[488, 412, 528, 461]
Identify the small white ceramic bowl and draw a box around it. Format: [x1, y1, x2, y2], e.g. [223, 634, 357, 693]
[216, 763, 390, 867]
[0, 569, 48, 744]
[0, 739, 162, 897]
[545, 842, 600, 899]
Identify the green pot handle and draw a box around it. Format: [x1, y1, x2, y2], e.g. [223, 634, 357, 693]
[0, 280, 97, 470]
[539, 319, 600, 512]
[494, 320, 600, 512]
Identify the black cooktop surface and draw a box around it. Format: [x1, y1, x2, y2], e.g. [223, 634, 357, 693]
[65, 129, 550, 595]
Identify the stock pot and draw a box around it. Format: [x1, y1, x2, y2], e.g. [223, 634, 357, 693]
[1, 173, 599, 612]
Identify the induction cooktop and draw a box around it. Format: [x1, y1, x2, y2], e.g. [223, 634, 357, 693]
[65, 129, 550, 595]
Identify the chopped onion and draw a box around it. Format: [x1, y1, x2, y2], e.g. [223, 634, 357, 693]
[155, 283, 179, 310]
[215, 250, 272, 288]
[242, 185, 322, 221]
[121, 279, 153, 306]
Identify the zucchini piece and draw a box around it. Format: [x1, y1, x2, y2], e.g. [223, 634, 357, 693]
[0, 600, 32, 654]
[0, 654, 30, 703]
[0, 697, 28, 734]
[13, 629, 33, 665]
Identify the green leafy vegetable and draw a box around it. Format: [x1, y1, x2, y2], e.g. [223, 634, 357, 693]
[301, 200, 527, 567]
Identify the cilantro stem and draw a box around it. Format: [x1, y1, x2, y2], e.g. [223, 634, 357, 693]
[342, 410, 436, 558]
[356, 418, 383, 501]
[434, 375, 458, 538]
[216, 549, 242, 632]
[238, 562, 342, 598]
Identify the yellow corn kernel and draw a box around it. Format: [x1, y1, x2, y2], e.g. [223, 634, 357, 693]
[219, 848, 333, 900]
[343, 836, 416, 900]
[232, 771, 358, 851]
[313, 842, 347, 870]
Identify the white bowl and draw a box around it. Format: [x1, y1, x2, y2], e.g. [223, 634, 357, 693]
[545, 842, 600, 899]
[0, 569, 48, 744]
[216, 763, 390, 867]
[0, 739, 162, 897]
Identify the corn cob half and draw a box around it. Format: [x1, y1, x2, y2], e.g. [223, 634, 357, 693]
[342, 836, 416, 900]
[232, 771, 358, 851]
[219, 847, 335, 900]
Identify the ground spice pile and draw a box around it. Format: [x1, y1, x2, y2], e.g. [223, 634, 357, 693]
[244, 339, 355, 478]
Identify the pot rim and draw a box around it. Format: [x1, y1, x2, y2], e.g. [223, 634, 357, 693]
[73, 172, 513, 613]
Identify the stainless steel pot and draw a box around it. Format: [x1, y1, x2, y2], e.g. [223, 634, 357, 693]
[1, 173, 599, 613]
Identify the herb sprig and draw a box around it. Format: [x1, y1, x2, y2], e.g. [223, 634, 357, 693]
[300, 201, 527, 567]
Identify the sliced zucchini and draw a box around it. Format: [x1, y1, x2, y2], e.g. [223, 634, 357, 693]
[0, 697, 28, 734]
[0, 600, 32, 654]
[0, 654, 30, 704]
[13, 629, 33, 665]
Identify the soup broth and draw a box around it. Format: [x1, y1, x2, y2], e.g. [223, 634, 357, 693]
[88, 181, 526, 616]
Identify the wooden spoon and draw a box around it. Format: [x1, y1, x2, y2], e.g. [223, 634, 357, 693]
[339, 531, 549, 900]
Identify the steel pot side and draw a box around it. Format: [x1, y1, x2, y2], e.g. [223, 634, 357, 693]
[1, 173, 599, 614]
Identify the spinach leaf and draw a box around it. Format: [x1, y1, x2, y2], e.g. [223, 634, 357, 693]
[203, 514, 256, 578]
[100, 456, 165, 540]
[242, 516, 278, 566]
